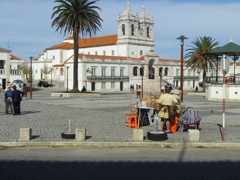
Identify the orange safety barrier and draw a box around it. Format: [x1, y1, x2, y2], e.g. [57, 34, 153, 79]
[170, 114, 181, 132]
[128, 114, 139, 128]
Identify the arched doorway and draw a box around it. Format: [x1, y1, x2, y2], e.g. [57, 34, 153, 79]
[148, 59, 155, 79]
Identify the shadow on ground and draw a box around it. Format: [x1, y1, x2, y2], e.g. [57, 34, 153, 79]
[0, 160, 239, 179]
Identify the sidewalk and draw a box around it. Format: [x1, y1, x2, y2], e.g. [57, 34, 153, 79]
[0, 87, 240, 148]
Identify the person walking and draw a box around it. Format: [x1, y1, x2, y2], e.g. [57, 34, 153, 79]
[11, 85, 23, 115]
[157, 87, 178, 132]
[4, 86, 13, 114]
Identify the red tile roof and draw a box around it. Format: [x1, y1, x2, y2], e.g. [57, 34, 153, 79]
[47, 34, 118, 50]
[53, 64, 64, 67]
[46, 42, 73, 50]
[10, 54, 21, 60]
[159, 58, 186, 63]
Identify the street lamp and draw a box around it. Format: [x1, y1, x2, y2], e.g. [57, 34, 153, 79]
[140, 65, 144, 98]
[176, 35, 188, 102]
[50, 68, 53, 85]
[66, 66, 69, 92]
[29, 56, 33, 99]
[159, 72, 162, 95]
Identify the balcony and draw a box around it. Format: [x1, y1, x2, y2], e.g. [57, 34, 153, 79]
[87, 76, 129, 82]
[0, 69, 22, 75]
[174, 76, 199, 81]
[207, 76, 240, 85]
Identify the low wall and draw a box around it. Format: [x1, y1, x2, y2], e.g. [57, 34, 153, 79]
[51, 92, 100, 98]
[206, 84, 240, 102]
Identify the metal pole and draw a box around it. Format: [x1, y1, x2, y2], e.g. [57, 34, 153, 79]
[141, 65, 144, 98]
[51, 69, 52, 85]
[67, 67, 69, 92]
[29, 56, 33, 99]
[177, 35, 188, 102]
[222, 69, 226, 142]
[180, 43, 184, 102]
[141, 71, 143, 98]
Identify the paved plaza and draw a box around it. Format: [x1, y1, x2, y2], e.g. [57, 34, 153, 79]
[0, 85, 240, 144]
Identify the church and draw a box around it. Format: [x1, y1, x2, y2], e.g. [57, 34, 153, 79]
[32, 2, 200, 92]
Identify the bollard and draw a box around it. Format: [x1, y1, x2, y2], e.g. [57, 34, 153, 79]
[133, 128, 144, 141]
[75, 128, 86, 141]
[188, 129, 200, 142]
[19, 128, 32, 141]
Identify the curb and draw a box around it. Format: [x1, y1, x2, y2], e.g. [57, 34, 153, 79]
[1, 141, 240, 149]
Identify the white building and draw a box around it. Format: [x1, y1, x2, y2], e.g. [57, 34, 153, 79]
[32, 2, 200, 92]
[0, 47, 26, 89]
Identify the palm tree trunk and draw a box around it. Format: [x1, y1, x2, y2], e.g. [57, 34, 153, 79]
[202, 69, 206, 92]
[73, 30, 79, 91]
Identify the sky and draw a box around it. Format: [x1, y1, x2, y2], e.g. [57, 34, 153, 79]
[0, 0, 240, 60]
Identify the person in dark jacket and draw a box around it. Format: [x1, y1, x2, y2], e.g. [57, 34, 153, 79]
[11, 85, 23, 115]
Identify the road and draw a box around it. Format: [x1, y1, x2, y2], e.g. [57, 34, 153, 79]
[0, 147, 240, 179]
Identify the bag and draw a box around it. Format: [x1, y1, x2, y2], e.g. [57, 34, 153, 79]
[7, 97, 12, 103]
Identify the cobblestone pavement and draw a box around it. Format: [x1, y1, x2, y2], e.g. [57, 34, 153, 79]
[0, 86, 240, 143]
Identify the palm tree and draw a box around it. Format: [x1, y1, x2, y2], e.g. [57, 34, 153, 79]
[51, 0, 102, 91]
[185, 36, 219, 92]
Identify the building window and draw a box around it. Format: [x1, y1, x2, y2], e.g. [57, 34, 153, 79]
[102, 82, 106, 90]
[92, 68, 96, 76]
[103, 51, 106, 55]
[120, 68, 124, 77]
[111, 82, 115, 89]
[188, 69, 191, 76]
[122, 24, 125, 35]
[140, 50, 143, 56]
[147, 27, 150, 37]
[112, 50, 114, 56]
[111, 68, 115, 77]
[131, 24, 134, 35]
[159, 67, 163, 76]
[35, 70, 37, 73]
[176, 69, 180, 76]
[133, 66, 138, 76]
[95, 51, 97, 55]
[53, 56, 55, 60]
[164, 67, 168, 76]
[88, 52, 90, 55]
[102, 68, 106, 77]
[60, 68, 63, 75]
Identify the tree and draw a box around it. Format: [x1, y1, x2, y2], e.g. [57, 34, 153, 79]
[41, 64, 52, 81]
[51, 0, 102, 91]
[185, 36, 219, 92]
[21, 62, 32, 81]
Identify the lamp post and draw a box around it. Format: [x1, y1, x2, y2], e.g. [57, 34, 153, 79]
[29, 56, 33, 99]
[176, 35, 188, 102]
[50, 68, 53, 85]
[159, 72, 162, 95]
[140, 65, 144, 98]
[66, 66, 69, 92]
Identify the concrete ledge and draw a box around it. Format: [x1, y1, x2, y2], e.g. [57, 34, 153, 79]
[187, 92, 205, 96]
[75, 128, 86, 141]
[188, 129, 200, 142]
[51, 92, 100, 98]
[1, 141, 240, 149]
[19, 128, 32, 141]
[133, 129, 144, 141]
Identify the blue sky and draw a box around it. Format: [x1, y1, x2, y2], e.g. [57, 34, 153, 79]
[0, 0, 240, 60]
